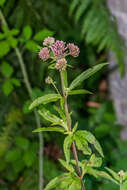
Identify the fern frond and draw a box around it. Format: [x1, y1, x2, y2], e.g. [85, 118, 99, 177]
[70, 0, 125, 74]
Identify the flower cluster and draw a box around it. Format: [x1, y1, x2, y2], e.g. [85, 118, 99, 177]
[39, 37, 80, 70]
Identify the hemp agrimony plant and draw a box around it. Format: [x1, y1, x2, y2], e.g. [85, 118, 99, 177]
[29, 37, 127, 190]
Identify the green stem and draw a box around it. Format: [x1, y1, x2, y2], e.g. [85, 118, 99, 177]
[0, 9, 43, 190]
[60, 71, 85, 190]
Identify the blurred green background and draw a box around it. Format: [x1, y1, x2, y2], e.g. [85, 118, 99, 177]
[0, 0, 127, 190]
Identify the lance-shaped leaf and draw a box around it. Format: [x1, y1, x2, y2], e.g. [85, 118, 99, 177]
[76, 130, 104, 157]
[29, 94, 61, 110]
[74, 133, 92, 155]
[38, 109, 67, 129]
[69, 63, 108, 90]
[44, 176, 60, 190]
[59, 159, 74, 172]
[96, 170, 119, 184]
[61, 70, 68, 88]
[33, 127, 65, 133]
[64, 135, 73, 164]
[89, 154, 102, 168]
[68, 89, 93, 95]
[105, 167, 120, 181]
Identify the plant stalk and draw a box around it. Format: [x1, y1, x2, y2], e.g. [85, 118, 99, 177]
[60, 71, 85, 190]
[0, 9, 43, 190]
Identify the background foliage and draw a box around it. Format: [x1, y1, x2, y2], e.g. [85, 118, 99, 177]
[0, 0, 126, 190]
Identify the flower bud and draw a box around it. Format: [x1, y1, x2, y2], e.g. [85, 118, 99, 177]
[45, 76, 53, 84]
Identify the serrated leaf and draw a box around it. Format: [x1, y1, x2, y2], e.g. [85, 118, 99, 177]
[64, 135, 73, 163]
[105, 167, 120, 181]
[1, 62, 14, 78]
[23, 25, 32, 40]
[44, 176, 60, 190]
[0, 41, 10, 57]
[69, 63, 108, 90]
[2, 80, 13, 96]
[68, 89, 92, 95]
[29, 94, 61, 110]
[76, 130, 104, 157]
[89, 154, 102, 168]
[34, 29, 54, 41]
[59, 159, 74, 172]
[33, 127, 65, 133]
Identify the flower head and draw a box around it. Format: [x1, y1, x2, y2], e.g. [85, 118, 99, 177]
[51, 40, 66, 59]
[45, 76, 53, 84]
[55, 58, 67, 71]
[43, 37, 55, 46]
[68, 43, 80, 57]
[39, 47, 50, 61]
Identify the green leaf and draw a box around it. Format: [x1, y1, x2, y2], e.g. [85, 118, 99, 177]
[26, 40, 39, 52]
[89, 154, 102, 168]
[15, 137, 30, 150]
[68, 179, 81, 190]
[44, 176, 60, 190]
[59, 159, 74, 172]
[69, 63, 108, 90]
[1, 62, 14, 78]
[33, 127, 65, 133]
[97, 171, 119, 184]
[0, 33, 5, 40]
[72, 122, 78, 133]
[2, 80, 14, 96]
[5, 149, 22, 162]
[23, 151, 36, 167]
[8, 37, 18, 48]
[0, 0, 6, 6]
[74, 133, 92, 155]
[123, 172, 127, 181]
[23, 25, 32, 40]
[68, 89, 92, 95]
[105, 167, 120, 181]
[29, 94, 61, 110]
[76, 130, 104, 157]
[23, 100, 32, 114]
[10, 29, 19, 36]
[11, 78, 21, 86]
[0, 41, 10, 58]
[34, 29, 54, 41]
[64, 135, 73, 164]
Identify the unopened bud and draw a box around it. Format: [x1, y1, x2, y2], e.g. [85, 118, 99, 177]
[55, 58, 67, 71]
[45, 76, 53, 84]
[118, 170, 125, 177]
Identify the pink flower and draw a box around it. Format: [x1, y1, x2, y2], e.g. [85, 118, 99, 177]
[51, 40, 66, 59]
[68, 43, 80, 57]
[55, 58, 67, 71]
[43, 37, 55, 46]
[39, 47, 50, 61]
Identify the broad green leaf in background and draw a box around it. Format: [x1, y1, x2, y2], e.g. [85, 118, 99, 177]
[29, 94, 61, 110]
[33, 127, 65, 133]
[5, 149, 22, 162]
[26, 40, 39, 52]
[23, 25, 32, 40]
[64, 135, 73, 164]
[11, 78, 21, 86]
[34, 29, 54, 41]
[8, 37, 18, 48]
[0, 0, 6, 6]
[15, 137, 30, 150]
[76, 130, 104, 157]
[68, 89, 92, 95]
[69, 63, 108, 90]
[1, 62, 14, 78]
[10, 29, 19, 36]
[2, 80, 13, 96]
[23, 151, 36, 167]
[0, 41, 10, 58]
